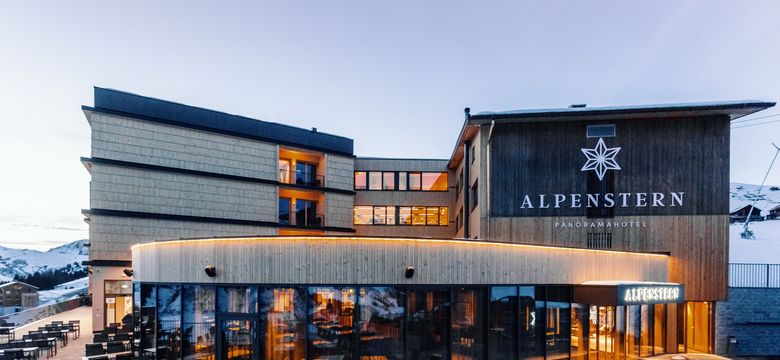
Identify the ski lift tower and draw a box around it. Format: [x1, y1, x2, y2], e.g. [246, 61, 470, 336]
[742, 143, 780, 239]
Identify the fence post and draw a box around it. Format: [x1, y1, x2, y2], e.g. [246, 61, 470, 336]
[767, 264, 771, 288]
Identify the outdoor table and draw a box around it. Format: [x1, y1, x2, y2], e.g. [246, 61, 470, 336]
[0, 346, 40, 360]
[81, 351, 131, 360]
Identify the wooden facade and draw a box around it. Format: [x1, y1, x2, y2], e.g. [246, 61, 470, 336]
[132, 236, 668, 286]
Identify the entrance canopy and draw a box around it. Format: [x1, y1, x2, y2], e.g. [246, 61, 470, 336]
[574, 281, 685, 306]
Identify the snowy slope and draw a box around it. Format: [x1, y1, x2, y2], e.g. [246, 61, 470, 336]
[729, 183, 780, 263]
[0, 239, 88, 282]
[38, 277, 89, 305]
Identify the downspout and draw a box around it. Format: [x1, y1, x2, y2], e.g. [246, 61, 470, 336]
[463, 108, 471, 239]
[486, 119, 495, 241]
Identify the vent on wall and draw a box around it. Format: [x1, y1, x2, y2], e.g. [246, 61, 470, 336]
[586, 232, 613, 249]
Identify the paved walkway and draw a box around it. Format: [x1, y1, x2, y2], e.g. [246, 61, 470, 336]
[13, 306, 92, 360]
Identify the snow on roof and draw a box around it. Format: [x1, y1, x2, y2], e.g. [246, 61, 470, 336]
[0, 280, 39, 290]
[474, 100, 770, 117]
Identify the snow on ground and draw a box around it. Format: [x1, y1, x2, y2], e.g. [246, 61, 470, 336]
[38, 277, 88, 305]
[730, 221, 780, 263]
[729, 182, 780, 264]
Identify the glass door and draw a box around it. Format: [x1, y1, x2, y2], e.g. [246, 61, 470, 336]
[219, 318, 257, 360]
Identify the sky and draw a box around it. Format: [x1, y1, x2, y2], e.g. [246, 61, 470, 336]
[1, 1, 779, 250]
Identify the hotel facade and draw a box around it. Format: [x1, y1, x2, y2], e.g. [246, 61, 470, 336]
[81, 87, 774, 359]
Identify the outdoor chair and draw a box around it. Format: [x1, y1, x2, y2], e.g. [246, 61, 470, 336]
[112, 332, 129, 341]
[93, 333, 109, 343]
[85, 343, 107, 356]
[115, 353, 133, 360]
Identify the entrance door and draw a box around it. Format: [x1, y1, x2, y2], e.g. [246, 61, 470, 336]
[105, 295, 133, 327]
[219, 317, 258, 360]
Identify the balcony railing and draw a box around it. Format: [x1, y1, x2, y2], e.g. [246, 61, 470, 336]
[729, 263, 780, 288]
[279, 169, 324, 188]
[279, 213, 325, 228]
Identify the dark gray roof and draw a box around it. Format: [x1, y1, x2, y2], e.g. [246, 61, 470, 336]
[83, 87, 354, 156]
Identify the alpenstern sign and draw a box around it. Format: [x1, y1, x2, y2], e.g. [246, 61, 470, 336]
[617, 284, 685, 305]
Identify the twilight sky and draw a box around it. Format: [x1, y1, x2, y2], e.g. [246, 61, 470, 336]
[1, 1, 779, 250]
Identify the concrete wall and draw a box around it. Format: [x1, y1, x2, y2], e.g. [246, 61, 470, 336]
[716, 287, 780, 356]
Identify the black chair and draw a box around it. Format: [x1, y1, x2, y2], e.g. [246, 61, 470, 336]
[1, 350, 23, 360]
[106, 341, 126, 354]
[51, 321, 63, 325]
[85, 343, 107, 356]
[93, 333, 109, 343]
[0, 353, 13, 360]
[115, 354, 133, 360]
[112, 332, 130, 341]
[88, 356, 109, 360]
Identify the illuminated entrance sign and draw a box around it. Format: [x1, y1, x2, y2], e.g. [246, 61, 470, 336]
[617, 284, 684, 305]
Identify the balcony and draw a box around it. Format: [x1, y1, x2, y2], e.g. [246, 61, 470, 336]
[279, 169, 324, 188]
[279, 212, 326, 228]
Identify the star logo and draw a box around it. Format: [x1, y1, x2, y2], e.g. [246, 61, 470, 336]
[581, 138, 621, 181]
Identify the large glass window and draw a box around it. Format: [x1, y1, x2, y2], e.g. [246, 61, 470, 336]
[653, 304, 666, 355]
[421, 172, 448, 191]
[140, 284, 157, 353]
[354, 171, 367, 190]
[105, 280, 132, 329]
[406, 289, 449, 360]
[157, 285, 182, 360]
[355, 206, 446, 226]
[383, 172, 395, 190]
[489, 287, 517, 360]
[519, 286, 544, 360]
[353, 206, 373, 225]
[640, 305, 652, 358]
[218, 287, 257, 313]
[369, 172, 382, 190]
[359, 287, 404, 360]
[279, 198, 291, 225]
[626, 305, 641, 358]
[571, 304, 588, 360]
[546, 301, 571, 359]
[261, 288, 306, 360]
[309, 287, 355, 359]
[452, 288, 485, 359]
[183, 286, 215, 360]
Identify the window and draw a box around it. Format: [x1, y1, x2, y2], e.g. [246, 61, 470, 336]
[587, 124, 616, 138]
[488, 287, 517, 359]
[399, 207, 412, 225]
[408, 172, 421, 191]
[157, 285, 182, 359]
[279, 159, 291, 183]
[279, 197, 291, 224]
[261, 288, 307, 360]
[422, 172, 448, 191]
[295, 161, 318, 186]
[218, 286, 257, 313]
[353, 206, 373, 225]
[398, 172, 407, 191]
[354, 171, 367, 190]
[470, 144, 476, 164]
[383, 172, 395, 190]
[359, 287, 404, 359]
[309, 287, 355, 359]
[356, 206, 447, 226]
[354, 171, 447, 191]
[470, 180, 479, 211]
[369, 172, 382, 190]
[452, 288, 485, 359]
[183, 286, 215, 360]
[296, 200, 319, 227]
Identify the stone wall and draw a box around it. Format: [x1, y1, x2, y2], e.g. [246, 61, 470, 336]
[716, 287, 780, 356]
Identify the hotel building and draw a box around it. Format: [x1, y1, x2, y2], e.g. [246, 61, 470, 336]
[81, 87, 774, 359]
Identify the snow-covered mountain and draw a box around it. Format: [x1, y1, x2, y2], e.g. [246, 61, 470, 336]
[729, 182, 780, 263]
[0, 239, 88, 282]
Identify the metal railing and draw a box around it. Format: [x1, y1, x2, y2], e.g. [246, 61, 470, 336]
[279, 169, 324, 187]
[279, 213, 326, 228]
[729, 263, 780, 288]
